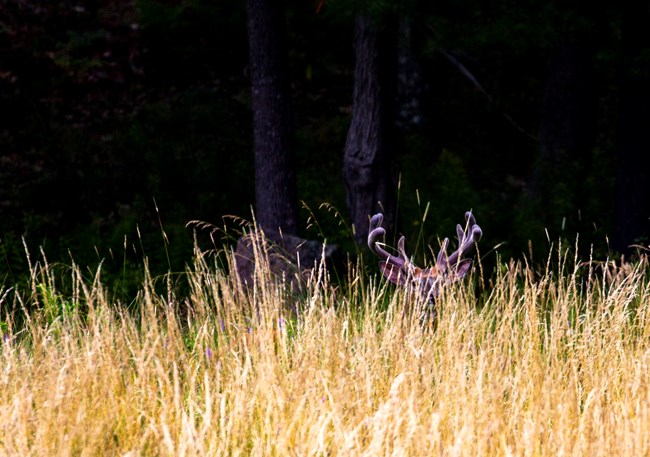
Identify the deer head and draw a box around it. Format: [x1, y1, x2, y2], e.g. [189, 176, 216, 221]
[368, 212, 482, 301]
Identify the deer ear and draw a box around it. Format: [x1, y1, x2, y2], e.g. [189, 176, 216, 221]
[379, 261, 407, 285]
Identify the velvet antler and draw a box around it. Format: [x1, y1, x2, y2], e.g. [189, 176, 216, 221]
[368, 212, 482, 301]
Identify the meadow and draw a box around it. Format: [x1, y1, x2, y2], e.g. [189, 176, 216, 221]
[1, 240, 649, 456]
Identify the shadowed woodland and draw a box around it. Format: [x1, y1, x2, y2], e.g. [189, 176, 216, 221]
[1, 0, 649, 289]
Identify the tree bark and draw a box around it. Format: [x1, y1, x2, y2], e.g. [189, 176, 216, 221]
[396, 15, 425, 131]
[531, 43, 595, 220]
[245, 0, 298, 237]
[343, 14, 397, 245]
[539, 45, 594, 168]
[613, 0, 650, 254]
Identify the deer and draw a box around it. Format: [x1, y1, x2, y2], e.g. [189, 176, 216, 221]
[234, 229, 341, 292]
[368, 212, 482, 303]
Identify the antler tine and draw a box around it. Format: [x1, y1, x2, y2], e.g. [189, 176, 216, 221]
[368, 213, 412, 272]
[369, 213, 384, 233]
[465, 211, 483, 246]
[458, 211, 480, 245]
[465, 211, 477, 227]
[368, 213, 399, 261]
[397, 236, 410, 262]
[436, 237, 450, 267]
[368, 225, 390, 259]
[456, 223, 465, 244]
[444, 212, 482, 269]
[368, 210, 481, 303]
[368, 214, 388, 255]
[368, 213, 383, 249]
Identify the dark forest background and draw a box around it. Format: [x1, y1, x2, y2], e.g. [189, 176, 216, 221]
[1, 0, 649, 291]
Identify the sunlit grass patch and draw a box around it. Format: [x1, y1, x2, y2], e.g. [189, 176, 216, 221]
[0, 243, 649, 456]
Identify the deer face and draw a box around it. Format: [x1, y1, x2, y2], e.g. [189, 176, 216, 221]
[368, 212, 482, 302]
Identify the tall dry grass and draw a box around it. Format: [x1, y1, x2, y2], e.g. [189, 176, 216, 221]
[1, 244, 649, 456]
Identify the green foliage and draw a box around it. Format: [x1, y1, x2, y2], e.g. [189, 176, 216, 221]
[50, 30, 109, 80]
[0, 234, 27, 288]
[36, 283, 80, 324]
[0, 319, 8, 340]
[429, 150, 481, 223]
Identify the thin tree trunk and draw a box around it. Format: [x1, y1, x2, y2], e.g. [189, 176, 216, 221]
[613, 0, 650, 254]
[343, 14, 397, 245]
[396, 15, 425, 131]
[531, 43, 595, 217]
[245, 0, 298, 237]
[539, 45, 594, 168]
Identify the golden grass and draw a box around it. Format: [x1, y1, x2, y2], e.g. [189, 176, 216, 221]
[1, 246, 650, 456]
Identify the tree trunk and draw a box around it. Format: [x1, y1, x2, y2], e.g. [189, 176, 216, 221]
[613, 1, 650, 255]
[343, 14, 397, 245]
[245, 0, 298, 237]
[531, 43, 595, 225]
[396, 15, 425, 132]
[539, 45, 594, 167]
